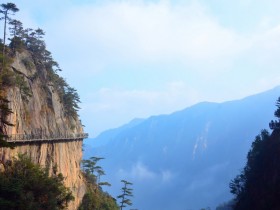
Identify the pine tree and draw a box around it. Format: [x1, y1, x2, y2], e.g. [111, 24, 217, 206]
[0, 2, 19, 66]
[274, 97, 280, 119]
[79, 157, 117, 210]
[269, 97, 280, 130]
[8, 19, 24, 51]
[230, 97, 280, 209]
[81, 157, 107, 185]
[117, 180, 133, 210]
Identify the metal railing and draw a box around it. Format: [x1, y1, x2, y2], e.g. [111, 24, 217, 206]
[5, 133, 89, 143]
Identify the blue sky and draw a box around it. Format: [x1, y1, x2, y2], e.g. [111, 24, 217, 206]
[3, 0, 280, 136]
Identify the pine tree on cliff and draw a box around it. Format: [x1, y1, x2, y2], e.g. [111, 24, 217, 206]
[81, 157, 108, 185]
[79, 157, 117, 210]
[230, 97, 280, 210]
[8, 19, 24, 51]
[117, 180, 133, 210]
[9, 19, 22, 38]
[0, 2, 19, 65]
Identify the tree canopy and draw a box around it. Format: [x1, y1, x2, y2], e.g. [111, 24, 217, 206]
[117, 180, 133, 210]
[230, 97, 280, 210]
[79, 157, 118, 210]
[0, 154, 74, 210]
[274, 97, 280, 119]
[0, 2, 19, 60]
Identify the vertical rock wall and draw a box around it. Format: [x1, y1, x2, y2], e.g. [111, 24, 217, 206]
[0, 141, 86, 209]
[0, 50, 86, 209]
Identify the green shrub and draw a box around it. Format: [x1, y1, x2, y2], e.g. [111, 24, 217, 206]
[21, 57, 34, 70]
[0, 154, 74, 210]
[78, 185, 118, 210]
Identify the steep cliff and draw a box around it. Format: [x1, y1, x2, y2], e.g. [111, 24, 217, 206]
[0, 49, 86, 209]
[6, 49, 83, 136]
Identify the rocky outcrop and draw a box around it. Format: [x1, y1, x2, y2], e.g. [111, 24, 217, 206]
[6, 50, 83, 136]
[0, 49, 86, 209]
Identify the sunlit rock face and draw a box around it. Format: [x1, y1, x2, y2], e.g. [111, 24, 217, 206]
[6, 50, 83, 136]
[0, 50, 86, 210]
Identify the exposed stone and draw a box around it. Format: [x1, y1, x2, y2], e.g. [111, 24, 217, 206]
[0, 50, 86, 209]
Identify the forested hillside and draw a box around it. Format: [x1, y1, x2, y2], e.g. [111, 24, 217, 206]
[229, 97, 280, 210]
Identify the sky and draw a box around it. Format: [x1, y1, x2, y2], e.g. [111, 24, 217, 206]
[2, 0, 280, 137]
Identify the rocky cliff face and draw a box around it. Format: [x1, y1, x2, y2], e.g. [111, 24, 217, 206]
[0, 49, 86, 209]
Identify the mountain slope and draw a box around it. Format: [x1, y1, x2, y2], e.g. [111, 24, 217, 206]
[84, 86, 280, 210]
[89, 118, 144, 148]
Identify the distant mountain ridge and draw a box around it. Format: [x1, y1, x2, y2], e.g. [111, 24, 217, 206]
[84, 86, 280, 210]
[89, 118, 144, 148]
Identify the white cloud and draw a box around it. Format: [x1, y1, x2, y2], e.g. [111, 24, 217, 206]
[116, 161, 174, 183]
[43, 0, 246, 73]
[43, 0, 280, 90]
[117, 161, 156, 180]
[92, 81, 198, 112]
[50, 0, 280, 140]
[6, 0, 280, 135]
[161, 170, 173, 182]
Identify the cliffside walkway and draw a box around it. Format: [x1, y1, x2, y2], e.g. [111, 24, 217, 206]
[5, 133, 89, 143]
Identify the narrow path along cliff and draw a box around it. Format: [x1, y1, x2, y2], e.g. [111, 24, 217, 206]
[0, 43, 88, 209]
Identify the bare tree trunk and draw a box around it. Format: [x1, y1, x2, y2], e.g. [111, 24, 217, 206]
[2, 11, 8, 68]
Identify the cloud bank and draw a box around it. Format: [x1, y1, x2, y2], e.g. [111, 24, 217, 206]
[7, 0, 280, 135]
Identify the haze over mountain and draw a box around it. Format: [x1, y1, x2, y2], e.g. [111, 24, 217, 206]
[84, 86, 280, 210]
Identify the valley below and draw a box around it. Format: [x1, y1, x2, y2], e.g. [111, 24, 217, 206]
[84, 86, 280, 210]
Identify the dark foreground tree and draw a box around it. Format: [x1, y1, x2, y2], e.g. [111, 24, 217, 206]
[0, 154, 74, 210]
[274, 96, 280, 119]
[269, 97, 280, 130]
[117, 180, 133, 210]
[230, 97, 280, 210]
